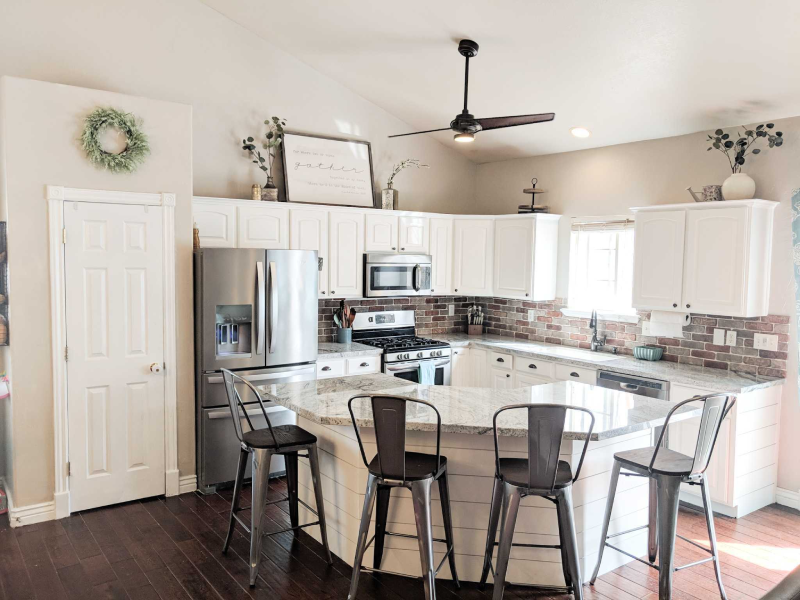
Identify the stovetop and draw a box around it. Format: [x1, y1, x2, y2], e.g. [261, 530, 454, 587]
[359, 336, 448, 352]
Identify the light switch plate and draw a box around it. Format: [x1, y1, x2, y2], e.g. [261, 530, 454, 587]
[725, 330, 737, 346]
[713, 328, 726, 345]
[448, 304, 455, 317]
[642, 321, 651, 336]
[754, 333, 778, 351]
[528, 310, 535, 321]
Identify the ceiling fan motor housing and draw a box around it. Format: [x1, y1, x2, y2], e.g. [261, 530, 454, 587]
[450, 113, 482, 134]
[458, 39, 479, 57]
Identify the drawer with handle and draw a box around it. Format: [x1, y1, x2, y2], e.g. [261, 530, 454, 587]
[317, 359, 345, 379]
[555, 364, 597, 384]
[514, 356, 555, 379]
[489, 351, 513, 370]
[346, 356, 380, 375]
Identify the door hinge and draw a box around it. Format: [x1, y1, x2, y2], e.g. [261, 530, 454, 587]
[64, 346, 68, 361]
[62, 228, 67, 244]
[67, 462, 71, 477]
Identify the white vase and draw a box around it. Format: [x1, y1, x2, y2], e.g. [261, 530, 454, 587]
[721, 173, 756, 200]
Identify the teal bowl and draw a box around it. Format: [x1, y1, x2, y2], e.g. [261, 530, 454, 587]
[633, 345, 663, 361]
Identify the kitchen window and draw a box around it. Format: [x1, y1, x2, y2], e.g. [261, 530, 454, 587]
[566, 218, 635, 321]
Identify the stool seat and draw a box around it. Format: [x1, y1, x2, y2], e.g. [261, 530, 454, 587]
[614, 446, 694, 476]
[368, 452, 447, 481]
[498, 458, 573, 489]
[242, 424, 317, 449]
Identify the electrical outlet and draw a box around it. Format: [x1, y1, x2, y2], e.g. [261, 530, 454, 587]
[754, 333, 778, 351]
[725, 330, 737, 346]
[448, 304, 455, 317]
[713, 328, 726, 345]
[642, 321, 651, 336]
[528, 310, 535, 321]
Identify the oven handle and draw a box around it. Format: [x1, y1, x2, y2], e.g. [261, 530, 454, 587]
[385, 358, 451, 372]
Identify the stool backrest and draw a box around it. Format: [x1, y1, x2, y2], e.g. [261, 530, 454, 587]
[652, 393, 735, 477]
[348, 394, 442, 483]
[492, 403, 595, 494]
[221, 369, 279, 448]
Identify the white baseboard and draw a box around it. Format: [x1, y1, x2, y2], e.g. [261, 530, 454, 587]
[166, 469, 180, 496]
[9, 500, 55, 528]
[54, 490, 70, 519]
[179, 474, 197, 495]
[776, 487, 800, 510]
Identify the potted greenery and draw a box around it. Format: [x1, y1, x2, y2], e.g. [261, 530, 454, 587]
[381, 158, 429, 209]
[707, 123, 783, 200]
[242, 116, 286, 201]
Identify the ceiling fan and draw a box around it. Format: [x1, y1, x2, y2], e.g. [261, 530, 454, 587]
[389, 39, 555, 143]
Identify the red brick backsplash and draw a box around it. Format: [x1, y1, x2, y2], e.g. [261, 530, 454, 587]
[318, 297, 789, 379]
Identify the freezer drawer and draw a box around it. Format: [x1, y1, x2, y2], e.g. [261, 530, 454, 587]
[200, 363, 316, 408]
[199, 404, 295, 493]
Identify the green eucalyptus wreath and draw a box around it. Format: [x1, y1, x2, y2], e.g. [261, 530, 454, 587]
[81, 107, 150, 173]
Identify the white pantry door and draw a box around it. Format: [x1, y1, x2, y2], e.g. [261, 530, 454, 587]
[64, 201, 166, 512]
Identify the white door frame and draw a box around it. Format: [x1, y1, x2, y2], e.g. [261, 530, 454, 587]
[46, 185, 178, 518]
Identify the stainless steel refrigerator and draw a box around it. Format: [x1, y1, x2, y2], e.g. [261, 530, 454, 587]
[194, 248, 318, 494]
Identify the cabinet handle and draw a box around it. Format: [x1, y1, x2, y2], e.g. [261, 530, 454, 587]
[321, 291, 326, 295]
[528, 364, 537, 369]
[570, 372, 580, 378]
[392, 247, 396, 250]
[360, 362, 369, 367]
[506, 373, 511, 378]
[321, 366, 331, 372]
[331, 290, 335, 295]
[525, 293, 529, 297]
[496, 357, 504, 363]
[431, 289, 434, 293]
[401, 247, 405, 251]
[672, 303, 677, 307]
[686, 304, 691, 309]
[454, 289, 458, 292]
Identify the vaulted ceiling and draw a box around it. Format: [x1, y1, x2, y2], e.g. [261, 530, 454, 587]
[201, 0, 800, 163]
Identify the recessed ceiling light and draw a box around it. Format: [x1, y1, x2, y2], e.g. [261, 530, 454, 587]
[454, 132, 474, 143]
[570, 127, 591, 138]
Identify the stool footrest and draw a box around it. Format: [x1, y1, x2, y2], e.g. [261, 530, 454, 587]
[492, 541, 561, 550]
[607, 524, 649, 539]
[676, 533, 713, 554]
[604, 540, 715, 573]
[605, 542, 660, 571]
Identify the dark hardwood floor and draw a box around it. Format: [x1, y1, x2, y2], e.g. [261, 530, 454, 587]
[1, 478, 797, 600]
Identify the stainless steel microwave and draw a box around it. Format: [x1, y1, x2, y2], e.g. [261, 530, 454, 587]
[364, 253, 432, 297]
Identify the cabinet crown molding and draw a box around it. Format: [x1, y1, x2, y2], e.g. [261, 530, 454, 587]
[631, 199, 777, 213]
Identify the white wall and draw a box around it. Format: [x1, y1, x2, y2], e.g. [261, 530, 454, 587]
[476, 116, 800, 492]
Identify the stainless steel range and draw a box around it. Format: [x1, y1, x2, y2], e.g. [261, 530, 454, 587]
[352, 310, 451, 385]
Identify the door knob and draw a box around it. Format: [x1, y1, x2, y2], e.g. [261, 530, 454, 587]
[150, 363, 162, 373]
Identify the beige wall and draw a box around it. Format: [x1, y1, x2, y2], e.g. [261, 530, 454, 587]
[476, 116, 800, 492]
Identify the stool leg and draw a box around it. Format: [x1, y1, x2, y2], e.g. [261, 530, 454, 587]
[373, 485, 391, 569]
[655, 474, 682, 600]
[700, 477, 727, 600]
[556, 493, 572, 590]
[249, 448, 273, 587]
[348, 473, 378, 600]
[493, 482, 521, 600]
[223, 447, 248, 554]
[590, 460, 621, 584]
[411, 478, 437, 600]
[438, 471, 460, 588]
[648, 478, 658, 563]
[285, 451, 299, 529]
[557, 487, 583, 600]
[480, 476, 503, 589]
[308, 443, 332, 564]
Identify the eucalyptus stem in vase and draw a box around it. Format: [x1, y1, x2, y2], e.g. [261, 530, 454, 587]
[242, 116, 286, 201]
[381, 158, 430, 210]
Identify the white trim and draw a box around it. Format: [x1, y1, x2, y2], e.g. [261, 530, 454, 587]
[776, 487, 800, 511]
[47, 185, 179, 517]
[1, 481, 56, 528]
[561, 308, 640, 324]
[179, 475, 198, 495]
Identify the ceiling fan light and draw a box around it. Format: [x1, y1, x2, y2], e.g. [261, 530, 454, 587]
[454, 132, 474, 143]
[570, 127, 591, 138]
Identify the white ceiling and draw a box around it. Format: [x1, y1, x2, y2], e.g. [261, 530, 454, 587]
[201, 0, 800, 164]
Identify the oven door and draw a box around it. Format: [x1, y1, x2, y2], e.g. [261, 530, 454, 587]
[366, 262, 432, 297]
[384, 358, 451, 386]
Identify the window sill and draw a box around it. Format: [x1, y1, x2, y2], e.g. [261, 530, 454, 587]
[561, 308, 639, 324]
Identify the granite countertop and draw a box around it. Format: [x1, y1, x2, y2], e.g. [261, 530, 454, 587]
[257, 373, 701, 441]
[318, 342, 382, 359]
[430, 333, 784, 394]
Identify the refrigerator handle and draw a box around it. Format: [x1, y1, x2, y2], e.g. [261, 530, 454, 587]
[256, 261, 265, 355]
[268, 261, 277, 354]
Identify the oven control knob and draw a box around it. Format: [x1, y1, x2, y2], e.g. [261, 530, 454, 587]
[403, 353, 409, 360]
[417, 352, 423, 358]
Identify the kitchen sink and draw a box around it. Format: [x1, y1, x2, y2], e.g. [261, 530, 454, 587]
[501, 343, 620, 362]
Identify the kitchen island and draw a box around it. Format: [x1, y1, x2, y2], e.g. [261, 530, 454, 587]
[257, 373, 702, 587]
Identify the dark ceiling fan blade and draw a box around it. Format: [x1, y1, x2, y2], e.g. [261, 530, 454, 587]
[475, 113, 556, 131]
[388, 127, 453, 138]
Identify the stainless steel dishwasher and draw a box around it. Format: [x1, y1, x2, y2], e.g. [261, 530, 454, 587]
[596, 370, 670, 400]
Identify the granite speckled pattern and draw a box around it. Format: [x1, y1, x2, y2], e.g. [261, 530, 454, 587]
[317, 342, 382, 359]
[257, 373, 702, 441]
[431, 333, 784, 393]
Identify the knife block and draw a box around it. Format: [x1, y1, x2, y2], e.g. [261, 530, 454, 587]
[467, 324, 483, 336]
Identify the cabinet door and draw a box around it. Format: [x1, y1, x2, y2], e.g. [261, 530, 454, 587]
[490, 366, 514, 389]
[329, 211, 365, 298]
[429, 218, 453, 295]
[193, 202, 236, 248]
[237, 205, 289, 249]
[470, 348, 488, 387]
[494, 218, 533, 299]
[632, 211, 685, 310]
[290, 208, 329, 297]
[514, 372, 552, 388]
[453, 219, 494, 296]
[682, 207, 747, 316]
[450, 347, 469, 386]
[365, 213, 398, 252]
[399, 216, 429, 253]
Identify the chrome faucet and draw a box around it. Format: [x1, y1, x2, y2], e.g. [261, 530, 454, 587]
[589, 309, 606, 352]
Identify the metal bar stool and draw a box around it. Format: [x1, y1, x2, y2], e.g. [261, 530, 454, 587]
[479, 403, 595, 600]
[347, 394, 460, 600]
[220, 369, 332, 586]
[589, 393, 736, 600]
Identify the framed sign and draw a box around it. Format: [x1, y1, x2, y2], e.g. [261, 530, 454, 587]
[282, 132, 376, 208]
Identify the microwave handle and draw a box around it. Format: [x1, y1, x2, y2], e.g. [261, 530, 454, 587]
[413, 264, 421, 291]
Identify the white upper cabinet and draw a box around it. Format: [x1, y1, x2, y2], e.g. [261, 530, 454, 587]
[632, 200, 777, 317]
[429, 217, 453, 295]
[193, 201, 236, 248]
[365, 213, 398, 252]
[453, 218, 495, 296]
[328, 210, 365, 298]
[493, 216, 560, 300]
[237, 204, 289, 249]
[290, 207, 329, 297]
[398, 216, 429, 253]
[632, 211, 686, 310]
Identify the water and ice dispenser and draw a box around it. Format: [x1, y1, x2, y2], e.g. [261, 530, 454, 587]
[215, 305, 252, 357]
